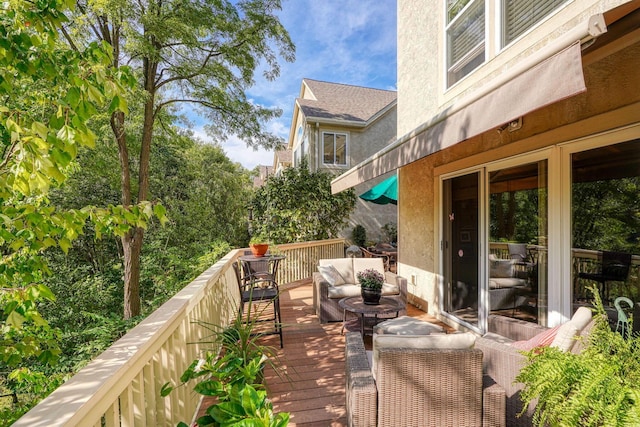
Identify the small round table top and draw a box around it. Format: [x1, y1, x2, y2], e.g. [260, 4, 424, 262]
[339, 296, 405, 316]
[238, 254, 286, 262]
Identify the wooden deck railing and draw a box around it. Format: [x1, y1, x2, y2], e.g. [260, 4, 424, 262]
[14, 238, 345, 427]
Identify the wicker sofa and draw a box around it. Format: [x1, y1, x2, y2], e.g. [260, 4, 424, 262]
[312, 257, 407, 324]
[345, 331, 506, 427]
[474, 309, 594, 427]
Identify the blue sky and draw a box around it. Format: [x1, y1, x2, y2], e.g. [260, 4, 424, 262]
[192, 0, 397, 170]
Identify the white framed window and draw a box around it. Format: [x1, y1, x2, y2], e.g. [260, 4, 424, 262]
[294, 125, 305, 167]
[322, 132, 348, 166]
[501, 0, 569, 47]
[446, 0, 485, 87]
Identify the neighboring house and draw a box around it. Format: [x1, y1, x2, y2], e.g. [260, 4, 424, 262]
[287, 78, 398, 243]
[273, 146, 292, 176]
[333, 0, 640, 333]
[252, 164, 273, 188]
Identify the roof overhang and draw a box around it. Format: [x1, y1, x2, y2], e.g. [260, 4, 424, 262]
[331, 11, 614, 194]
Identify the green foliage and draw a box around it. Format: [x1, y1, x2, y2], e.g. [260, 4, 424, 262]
[0, 367, 66, 425]
[573, 177, 640, 254]
[0, 0, 133, 375]
[249, 160, 356, 244]
[164, 307, 289, 426]
[381, 223, 397, 244]
[489, 189, 541, 244]
[58, 0, 291, 317]
[352, 225, 367, 247]
[516, 287, 640, 427]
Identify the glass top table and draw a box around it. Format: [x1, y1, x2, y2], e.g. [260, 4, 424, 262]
[339, 296, 405, 337]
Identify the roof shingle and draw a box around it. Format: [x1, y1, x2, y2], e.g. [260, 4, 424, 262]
[298, 78, 396, 123]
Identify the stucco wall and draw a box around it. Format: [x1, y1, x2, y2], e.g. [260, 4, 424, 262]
[397, 0, 628, 137]
[398, 40, 640, 316]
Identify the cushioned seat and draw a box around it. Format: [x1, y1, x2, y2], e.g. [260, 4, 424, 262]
[312, 257, 407, 323]
[475, 307, 594, 426]
[345, 331, 506, 426]
[374, 315, 444, 336]
[489, 255, 527, 310]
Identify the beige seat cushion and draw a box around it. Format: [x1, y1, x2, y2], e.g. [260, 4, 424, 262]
[327, 284, 362, 299]
[374, 316, 445, 336]
[327, 282, 399, 299]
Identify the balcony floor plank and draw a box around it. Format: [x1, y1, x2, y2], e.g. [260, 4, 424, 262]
[198, 278, 449, 426]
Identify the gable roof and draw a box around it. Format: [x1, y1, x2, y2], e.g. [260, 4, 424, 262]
[297, 79, 396, 125]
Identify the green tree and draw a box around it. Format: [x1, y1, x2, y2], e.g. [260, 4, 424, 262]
[61, 0, 295, 319]
[249, 160, 356, 244]
[0, 1, 160, 419]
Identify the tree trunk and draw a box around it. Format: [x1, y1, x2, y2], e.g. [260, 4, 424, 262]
[122, 227, 144, 319]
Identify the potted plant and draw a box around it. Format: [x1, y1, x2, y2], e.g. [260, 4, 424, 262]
[249, 232, 270, 257]
[357, 268, 384, 305]
[162, 307, 289, 426]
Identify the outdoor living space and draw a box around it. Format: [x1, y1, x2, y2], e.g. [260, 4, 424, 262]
[239, 278, 451, 427]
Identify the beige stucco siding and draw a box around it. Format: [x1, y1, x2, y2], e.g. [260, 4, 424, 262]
[398, 40, 640, 316]
[397, 0, 629, 137]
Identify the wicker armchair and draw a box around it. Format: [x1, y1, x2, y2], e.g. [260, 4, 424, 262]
[345, 332, 506, 427]
[475, 313, 594, 426]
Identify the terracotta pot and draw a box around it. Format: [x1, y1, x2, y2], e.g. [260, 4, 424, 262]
[249, 243, 269, 257]
[361, 287, 381, 305]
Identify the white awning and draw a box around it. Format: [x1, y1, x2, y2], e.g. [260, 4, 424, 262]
[331, 13, 608, 194]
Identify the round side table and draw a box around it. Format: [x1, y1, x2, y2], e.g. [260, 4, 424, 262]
[339, 296, 406, 337]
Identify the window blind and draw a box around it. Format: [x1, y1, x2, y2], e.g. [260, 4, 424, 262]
[504, 0, 566, 45]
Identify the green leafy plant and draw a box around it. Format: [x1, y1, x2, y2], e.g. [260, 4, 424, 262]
[249, 159, 356, 244]
[352, 225, 367, 247]
[250, 232, 271, 245]
[381, 223, 397, 244]
[516, 286, 640, 427]
[356, 268, 384, 291]
[162, 303, 289, 426]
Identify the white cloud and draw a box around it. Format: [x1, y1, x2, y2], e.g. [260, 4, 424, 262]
[190, 127, 275, 170]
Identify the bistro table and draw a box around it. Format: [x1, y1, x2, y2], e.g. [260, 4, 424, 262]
[237, 253, 286, 348]
[339, 296, 406, 337]
[238, 254, 285, 286]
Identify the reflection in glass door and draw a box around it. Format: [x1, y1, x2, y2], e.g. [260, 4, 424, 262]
[489, 161, 548, 325]
[442, 172, 480, 327]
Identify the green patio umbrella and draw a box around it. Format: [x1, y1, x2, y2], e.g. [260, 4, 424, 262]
[359, 174, 397, 205]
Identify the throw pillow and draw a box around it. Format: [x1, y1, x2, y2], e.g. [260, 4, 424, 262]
[317, 264, 346, 286]
[490, 258, 515, 278]
[511, 325, 560, 351]
[570, 306, 593, 331]
[550, 322, 579, 352]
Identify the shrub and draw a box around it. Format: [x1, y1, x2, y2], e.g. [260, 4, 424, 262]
[352, 225, 367, 247]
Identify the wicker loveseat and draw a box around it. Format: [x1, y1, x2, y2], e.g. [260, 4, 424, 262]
[312, 257, 407, 323]
[474, 309, 594, 426]
[345, 331, 506, 427]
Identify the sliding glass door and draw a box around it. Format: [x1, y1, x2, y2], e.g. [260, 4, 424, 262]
[488, 160, 548, 325]
[442, 172, 480, 328]
[441, 161, 548, 330]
